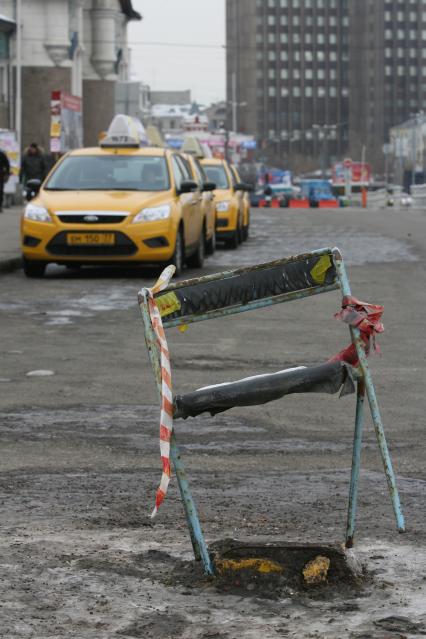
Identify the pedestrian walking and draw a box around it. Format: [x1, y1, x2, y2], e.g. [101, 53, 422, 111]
[0, 147, 10, 212]
[20, 143, 46, 186]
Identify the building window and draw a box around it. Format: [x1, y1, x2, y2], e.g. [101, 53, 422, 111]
[268, 86, 276, 97]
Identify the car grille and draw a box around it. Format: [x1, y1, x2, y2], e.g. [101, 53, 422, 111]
[46, 232, 137, 256]
[216, 219, 228, 228]
[56, 212, 128, 224]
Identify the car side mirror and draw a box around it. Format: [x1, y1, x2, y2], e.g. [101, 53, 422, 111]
[25, 178, 42, 201]
[234, 181, 253, 192]
[202, 181, 216, 192]
[177, 179, 198, 195]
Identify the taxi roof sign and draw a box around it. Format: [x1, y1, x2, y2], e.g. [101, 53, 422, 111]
[100, 114, 149, 148]
[182, 136, 205, 158]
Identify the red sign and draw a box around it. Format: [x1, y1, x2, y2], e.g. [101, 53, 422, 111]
[332, 161, 371, 186]
[50, 90, 83, 153]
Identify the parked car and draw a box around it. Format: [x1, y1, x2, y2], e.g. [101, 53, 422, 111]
[201, 158, 250, 249]
[21, 115, 205, 277]
[300, 179, 336, 207]
[229, 164, 251, 240]
[181, 153, 217, 255]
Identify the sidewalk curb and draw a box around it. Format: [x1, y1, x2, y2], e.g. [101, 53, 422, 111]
[0, 256, 22, 274]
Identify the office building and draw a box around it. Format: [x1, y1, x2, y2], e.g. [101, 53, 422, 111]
[226, 0, 426, 172]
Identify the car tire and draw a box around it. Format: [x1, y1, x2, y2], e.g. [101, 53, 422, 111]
[237, 215, 243, 245]
[242, 212, 250, 241]
[226, 216, 241, 250]
[170, 226, 184, 276]
[205, 225, 216, 256]
[187, 225, 205, 269]
[23, 258, 46, 278]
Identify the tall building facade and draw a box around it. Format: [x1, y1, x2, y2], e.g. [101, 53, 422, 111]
[226, 0, 426, 172]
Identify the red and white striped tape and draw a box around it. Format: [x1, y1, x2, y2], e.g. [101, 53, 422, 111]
[146, 265, 176, 518]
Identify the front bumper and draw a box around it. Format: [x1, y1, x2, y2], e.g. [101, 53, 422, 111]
[21, 217, 177, 263]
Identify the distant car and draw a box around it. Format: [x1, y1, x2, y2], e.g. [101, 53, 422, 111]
[229, 164, 251, 241]
[300, 179, 335, 207]
[181, 153, 217, 255]
[201, 158, 250, 249]
[400, 192, 413, 207]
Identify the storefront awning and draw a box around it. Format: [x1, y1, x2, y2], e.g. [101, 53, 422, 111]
[0, 14, 16, 33]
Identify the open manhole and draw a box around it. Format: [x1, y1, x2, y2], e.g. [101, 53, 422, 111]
[209, 538, 364, 595]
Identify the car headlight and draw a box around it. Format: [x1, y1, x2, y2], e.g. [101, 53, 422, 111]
[132, 205, 171, 223]
[24, 203, 52, 223]
[216, 201, 230, 212]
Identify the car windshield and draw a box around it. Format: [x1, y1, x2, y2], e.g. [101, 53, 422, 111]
[45, 155, 170, 191]
[202, 165, 229, 189]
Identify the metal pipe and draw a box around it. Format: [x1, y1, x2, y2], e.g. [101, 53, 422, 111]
[345, 379, 365, 548]
[138, 292, 214, 575]
[333, 249, 405, 534]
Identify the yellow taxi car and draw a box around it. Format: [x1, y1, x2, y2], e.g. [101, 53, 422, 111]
[182, 153, 217, 255]
[201, 158, 250, 249]
[21, 115, 205, 277]
[230, 164, 251, 241]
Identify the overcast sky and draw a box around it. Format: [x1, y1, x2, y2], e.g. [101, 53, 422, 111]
[128, 0, 226, 106]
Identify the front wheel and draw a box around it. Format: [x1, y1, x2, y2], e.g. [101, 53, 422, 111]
[242, 225, 249, 241]
[205, 226, 216, 256]
[186, 226, 205, 269]
[23, 258, 46, 278]
[170, 227, 184, 276]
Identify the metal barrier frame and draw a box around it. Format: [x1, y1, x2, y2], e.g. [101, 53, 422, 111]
[138, 247, 405, 576]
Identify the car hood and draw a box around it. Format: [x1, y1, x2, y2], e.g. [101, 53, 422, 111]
[37, 189, 173, 215]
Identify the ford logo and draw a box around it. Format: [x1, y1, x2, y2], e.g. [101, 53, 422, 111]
[84, 215, 99, 223]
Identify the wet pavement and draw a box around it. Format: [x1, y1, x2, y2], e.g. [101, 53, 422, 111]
[1, 206, 426, 638]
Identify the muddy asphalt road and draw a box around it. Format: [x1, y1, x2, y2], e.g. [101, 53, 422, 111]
[1, 205, 426, 638]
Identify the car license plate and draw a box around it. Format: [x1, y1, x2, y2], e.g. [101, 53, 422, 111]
[66, 233, 115, 246]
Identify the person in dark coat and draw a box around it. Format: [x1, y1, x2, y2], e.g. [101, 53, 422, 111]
[20, 143, 46, 186]
[0, 148, 10, 212]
